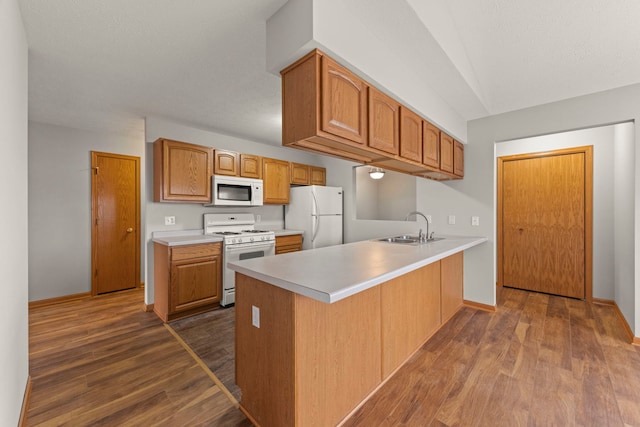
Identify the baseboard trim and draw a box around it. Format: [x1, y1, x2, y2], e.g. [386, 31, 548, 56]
[19, 376, 31, 427]
[144, 303, 154, 312]
[29, 292, 91, 309]
[593, 298, 638, 345]
[464, 299, 497, 313]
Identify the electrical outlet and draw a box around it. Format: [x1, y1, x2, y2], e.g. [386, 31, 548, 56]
[256, 214, 261, 222]
[252, 305, 260, 328]
[164, 216, 176, 226]
[471, 216, 480, 226]
[448, 215, 456, 225]
[426, 215, 432, 224]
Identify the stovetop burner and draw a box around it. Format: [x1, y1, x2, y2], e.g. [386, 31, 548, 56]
[215, 231, 241, 235]
[241, 229, 270, 233]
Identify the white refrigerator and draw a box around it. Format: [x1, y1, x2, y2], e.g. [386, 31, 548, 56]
[285, 185, 343, 250]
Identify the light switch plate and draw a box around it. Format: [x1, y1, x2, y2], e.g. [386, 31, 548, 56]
[164, 216, 176, 226]
[252, 305, 260, 328]
[448, 215, 456, 225]
[472, 216, 480, 226]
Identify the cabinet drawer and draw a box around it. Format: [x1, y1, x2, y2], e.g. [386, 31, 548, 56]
[171, 243, 221, 261]
[276, 234, 303, 254]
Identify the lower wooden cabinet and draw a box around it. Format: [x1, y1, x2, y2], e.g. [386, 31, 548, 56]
[275, 234, 303, 254]
[441, 251, 463, 322]
[153, 242, 222, 322]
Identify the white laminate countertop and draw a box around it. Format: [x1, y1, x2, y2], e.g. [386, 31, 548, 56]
[151, 230, 223, 246]
[270, 229, 304, 237]
[228, 235, 487, 304]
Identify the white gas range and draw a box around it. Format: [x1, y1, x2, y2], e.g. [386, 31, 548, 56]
[204, 213, 275, 307]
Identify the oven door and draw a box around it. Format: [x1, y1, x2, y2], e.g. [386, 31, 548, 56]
[222, 241, 275, 306]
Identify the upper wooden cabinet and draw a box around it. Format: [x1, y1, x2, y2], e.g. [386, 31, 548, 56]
[153, 138, 213, 203]
[291, 162, 326, 186]
[263, 157, 290, 204]
[214, 149, 239, 176]
[439, 132, 454, 174]
[290, 162, 310, 185]
[310, 166, 326, 186]
[281, 49, 464, 181]
[240, 154, 262, 179]
[368, 87, 399, 155]
[399, 107, 423, 163]
[453, 140, 464, 178]
[322, 56, 368, 145]
[422, 121, 440, 169]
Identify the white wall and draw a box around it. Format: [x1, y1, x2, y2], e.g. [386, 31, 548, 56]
[28, 121, 145, 301]
[0, 0, 29, 423]
[466, 84, 640, 335]
[495, 125, 616, 299]
[614, 122, 635, 329]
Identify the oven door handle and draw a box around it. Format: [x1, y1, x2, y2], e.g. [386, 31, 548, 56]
[225, 242, 275, 254]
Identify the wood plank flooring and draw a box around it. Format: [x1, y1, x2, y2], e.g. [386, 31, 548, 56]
[27, 289, 250, 426]
[27, 286, 640, 426]
[169, 305, 240, 400]
[344, 286, 640, 426]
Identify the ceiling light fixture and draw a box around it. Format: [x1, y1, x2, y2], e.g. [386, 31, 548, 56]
[369, 167, 385, 180]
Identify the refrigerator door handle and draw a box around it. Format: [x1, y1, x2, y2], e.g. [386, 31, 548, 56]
[311, 192, 320, 243]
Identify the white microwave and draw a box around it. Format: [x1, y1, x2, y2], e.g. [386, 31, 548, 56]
[208, 175, 263, 206]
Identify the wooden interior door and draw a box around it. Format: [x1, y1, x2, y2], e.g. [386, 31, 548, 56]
[92, 152, 140, 295]
[498, 147, 592, 300]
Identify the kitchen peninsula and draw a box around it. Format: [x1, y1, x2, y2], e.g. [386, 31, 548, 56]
[229, 235, 487, 427]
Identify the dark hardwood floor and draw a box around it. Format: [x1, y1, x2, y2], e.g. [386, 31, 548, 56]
[169, 305, 239, 400]
[344, 286, 640, 426]
[27, 289, 250, 426]
[27, 286, 640, 426]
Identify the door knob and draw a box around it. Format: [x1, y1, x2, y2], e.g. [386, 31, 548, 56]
[126, 228, 134, 233]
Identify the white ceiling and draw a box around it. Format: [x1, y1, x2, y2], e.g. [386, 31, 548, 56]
[18, 0, 640, 145]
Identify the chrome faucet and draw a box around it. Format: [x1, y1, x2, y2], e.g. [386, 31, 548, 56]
[405, 211, 431, 242]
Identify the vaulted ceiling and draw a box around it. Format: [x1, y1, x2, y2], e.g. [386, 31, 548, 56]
[18, 0, 640, 145]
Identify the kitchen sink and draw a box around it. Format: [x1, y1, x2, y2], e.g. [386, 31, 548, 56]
[377, 235, 445, 245]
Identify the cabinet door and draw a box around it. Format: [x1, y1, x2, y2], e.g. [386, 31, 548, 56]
[240, 154, 262, 179]
[321, 56, 368, 144]
[263, 157, 290, 204]
[399, 107, 422, 162]
[310, 166, 326, 186]
[453, 140, 464, 177]
[440, 132, 454, 174]
[290, 162, 310, 185]
[441, 252, 463, 323]
[170, 254, 221, 313]
[275, 234, 303, 254]
[214, 149, 239, 176]
[422, 121, 440, 169]
[154, 138, 213, 203]
[368, 87, 399, 155]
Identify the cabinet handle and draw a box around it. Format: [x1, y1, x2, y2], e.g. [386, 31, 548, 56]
[126, 228, 134, 233]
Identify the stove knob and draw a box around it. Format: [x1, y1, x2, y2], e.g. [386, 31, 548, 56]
[250, 237, 254, 242]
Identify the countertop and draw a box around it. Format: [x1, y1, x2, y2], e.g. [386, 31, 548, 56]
[152, 230, 223, 247]
[270, 229, 304, 237]
[228, 235, 487, 304]
[151, 229, 303, 246]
